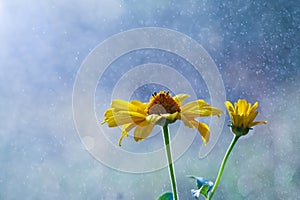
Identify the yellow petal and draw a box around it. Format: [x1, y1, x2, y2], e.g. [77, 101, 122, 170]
[247, 111, 258, 125]
[236, 99, 246, 114]
[233, 114, 242, 127]
[103, 109, 118, 126]
[108, 111, 146, 126]
[111, 99, 132, 111]
[118, 123, 136, 146]
[245, 102, 251, 114]
[134, 123, 155, 142]
[181, 99, 223, 118]
[249, 120, 267, 127]
[249, 102, 259, 114]
[130, 100, 147, 112]
[173, 94, 189, 106]
[104, 108, 114, 118]
[111, 99, 147, 114]
[122, 123, 136, 133]
[225, 99, 267, 132]
[182, 107, 223, 118]
[225, 101, 235, 114]
[179, 113, 194, 128]
[234, 101, 238, 115]
[162, 112, 180, 122]
[181, 99, 208, 112]
[146, 114, 163, 124]
[191, 120, 210, 145]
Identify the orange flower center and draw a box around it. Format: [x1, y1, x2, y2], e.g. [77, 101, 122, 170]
[145, 91, 181, 115]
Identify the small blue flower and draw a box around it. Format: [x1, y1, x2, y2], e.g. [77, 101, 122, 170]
[191, 188, 201, 199]
[194, 177, 214, 191]
[188, 176, 214, 199]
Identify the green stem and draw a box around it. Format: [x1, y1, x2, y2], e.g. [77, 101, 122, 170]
[162, 125, 179, 200]
[208, 135, 240, 200]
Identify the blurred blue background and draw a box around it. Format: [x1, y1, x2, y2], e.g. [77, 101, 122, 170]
[1, 0, 299, 199]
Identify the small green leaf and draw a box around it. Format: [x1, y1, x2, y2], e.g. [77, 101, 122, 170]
[157, 192, 173, 200]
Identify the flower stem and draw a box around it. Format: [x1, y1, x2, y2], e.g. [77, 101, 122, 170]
[208, 135, 239, 200]
[162, 125, 178, 200]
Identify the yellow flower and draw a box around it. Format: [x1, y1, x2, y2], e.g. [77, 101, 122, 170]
[225, 99, 267, 136]
[102, 91, 223, 146]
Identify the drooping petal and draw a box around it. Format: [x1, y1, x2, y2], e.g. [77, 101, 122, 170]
[191, 120, 210, 145]
[122, 123, 136, 133]
[134, 123, 155, 142]
[118, 123, 136, 146]
[179, 113, 194, 128]
[249, 120, 267, 127]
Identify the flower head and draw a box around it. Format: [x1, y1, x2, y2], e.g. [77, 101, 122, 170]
[102, 91, 223, 146]
[225, 99, 267, 137]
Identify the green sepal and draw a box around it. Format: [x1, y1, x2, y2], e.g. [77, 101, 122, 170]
[157, 192, 173, 200]
[199, 184, 210, 198]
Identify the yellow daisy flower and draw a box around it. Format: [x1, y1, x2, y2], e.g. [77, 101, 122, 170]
[102, 91, 223, 146]
[225, 99, 267, 136]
